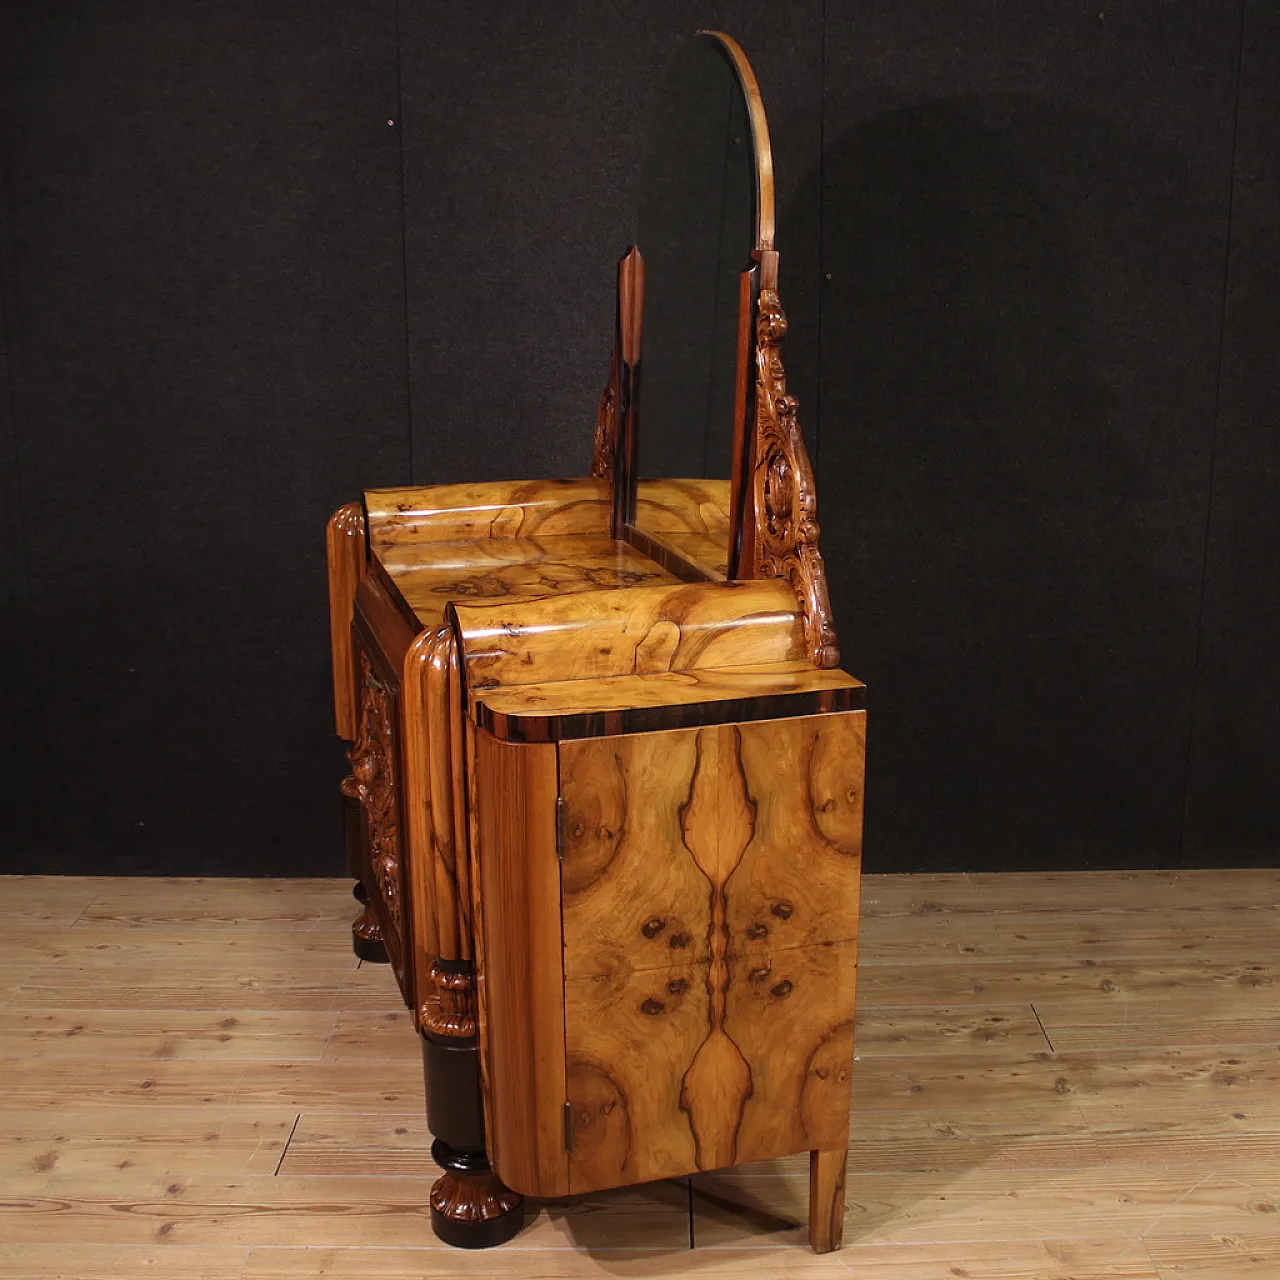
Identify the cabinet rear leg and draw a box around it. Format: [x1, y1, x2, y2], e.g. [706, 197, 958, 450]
[343, 774, 388, 964]
[809, 1147, 847, 1253]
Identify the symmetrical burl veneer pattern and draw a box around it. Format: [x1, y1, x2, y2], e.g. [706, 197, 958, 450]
[559, 712, 863, 1193]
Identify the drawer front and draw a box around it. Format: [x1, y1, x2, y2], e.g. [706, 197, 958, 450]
[558, 712, 864, 1192]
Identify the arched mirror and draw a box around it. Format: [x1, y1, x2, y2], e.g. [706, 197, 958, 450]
[624, 31, 774, 580]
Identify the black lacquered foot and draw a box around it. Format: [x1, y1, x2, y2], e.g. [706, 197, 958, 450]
[429, 1139, 525, 1248]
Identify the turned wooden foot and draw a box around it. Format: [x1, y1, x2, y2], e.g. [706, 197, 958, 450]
[429, 1139, 525, 1248]
[351, 901, 389, 964]
[809, 1147, 847, 1253]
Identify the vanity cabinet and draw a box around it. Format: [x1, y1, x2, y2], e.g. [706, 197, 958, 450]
[326, 31, 867, 1254]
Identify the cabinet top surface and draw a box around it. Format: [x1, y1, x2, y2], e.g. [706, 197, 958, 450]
[377, 533, 678, 628]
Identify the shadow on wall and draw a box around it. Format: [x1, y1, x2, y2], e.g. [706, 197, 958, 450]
[794, 97, 1220, 873]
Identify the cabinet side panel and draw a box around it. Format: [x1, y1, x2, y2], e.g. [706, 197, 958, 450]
[473, 728, 569, 1198]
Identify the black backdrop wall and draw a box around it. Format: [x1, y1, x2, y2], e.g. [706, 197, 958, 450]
[1, 3, 1276, 877]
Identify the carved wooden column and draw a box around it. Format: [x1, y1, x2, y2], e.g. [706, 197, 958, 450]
[404, 623, 524, 1248]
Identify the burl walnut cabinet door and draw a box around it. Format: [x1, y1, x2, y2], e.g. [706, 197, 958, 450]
[559, 712, 864, 1193]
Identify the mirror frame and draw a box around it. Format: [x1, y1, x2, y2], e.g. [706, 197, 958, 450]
[591, 31, 840, 667]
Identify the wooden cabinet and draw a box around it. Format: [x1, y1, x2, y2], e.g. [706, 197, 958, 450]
[466, 714, 863, 1202]
[325, 30, 867, 1254]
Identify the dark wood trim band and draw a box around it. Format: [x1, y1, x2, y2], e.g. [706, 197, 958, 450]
[474, 684, 866, 743]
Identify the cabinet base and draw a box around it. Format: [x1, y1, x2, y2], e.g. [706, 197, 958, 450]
[429, 1139, 525, 1248]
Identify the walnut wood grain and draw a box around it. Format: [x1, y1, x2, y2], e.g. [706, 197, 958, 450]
[629, 479, 733, 585]
[565, 961, 707, 1187]
[453, 579, 806, 691]
[366, 479, 612, 548]
[729, 714, 865, 957]
[401, 628, 442, 1029]
[471, 662, 864, 743]
[633, 478, 732, 534]
[560, 731, 711, 971]
[560, 714, 863, 1193]
[724, 941, 857, 1163]
[639, 530, 731, 581]
[352, 572, 418, 680]
[809, 1146, 848, 1253]
[326, 502, 367, 740]
[379, 535, 674, 628]
[470, 728, 569, 1198]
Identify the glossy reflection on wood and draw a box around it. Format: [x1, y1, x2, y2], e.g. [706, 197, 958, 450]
[366, 479, 612, 547]
[454, 579, 806, 690]
[469, 729, 569, 1199]
[382, 535, 675, 628]
[326, 502, 367, 741]
[329, 35, 862, 1251]
[471, 662, 865, 742]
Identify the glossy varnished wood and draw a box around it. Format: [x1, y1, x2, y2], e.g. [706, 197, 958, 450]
[633, 477, 732, 534]
[471, 661, 865, 742]
[453, 579, 807, 690]
[326, 502, 367, 741]
[379, 535, 674, 628]
[559, 714, 863, 1193]
[469, 729, 570, 1198]
[365, 478, 612, 547]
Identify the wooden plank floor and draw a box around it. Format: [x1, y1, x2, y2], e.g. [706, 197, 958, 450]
[1, 871, 1278, 1278]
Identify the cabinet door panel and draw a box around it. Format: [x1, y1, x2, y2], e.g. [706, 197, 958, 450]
[725, 939, 857, 1164]
[560, 728, 713, 975]
[565, 962, 706, 1189]
[729, 714, 865, 957]
[561, 713, 864, 1193]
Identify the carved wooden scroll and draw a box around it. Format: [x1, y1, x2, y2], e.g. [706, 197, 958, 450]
[747, 288, 840, 669]
[350, 653, 407, 985]
[590, 347, 620, 480]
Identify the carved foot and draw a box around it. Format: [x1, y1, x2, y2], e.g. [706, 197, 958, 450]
[351, 902, 389, 964]
[808, 1147, 847, 1253]
[429, 1139, 525, 1248]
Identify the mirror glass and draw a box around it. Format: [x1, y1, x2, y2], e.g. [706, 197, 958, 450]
[631, 33, 763, 578]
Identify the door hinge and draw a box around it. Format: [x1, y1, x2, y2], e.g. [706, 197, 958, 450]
[555, 796, 567, 861]
[563, 1100, 574, 1153]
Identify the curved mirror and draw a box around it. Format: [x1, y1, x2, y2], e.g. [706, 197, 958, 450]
[630, 32, 769, 578]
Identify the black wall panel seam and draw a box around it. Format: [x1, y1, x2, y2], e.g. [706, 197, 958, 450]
[1177, 1, 1248, 868]
[394, 0, 414, 482]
